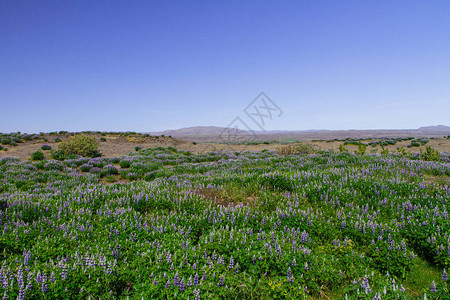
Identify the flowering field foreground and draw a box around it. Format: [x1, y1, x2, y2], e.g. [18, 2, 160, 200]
[0, 148, 449, 299]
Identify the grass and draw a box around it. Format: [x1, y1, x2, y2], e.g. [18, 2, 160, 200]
[403, 258, 442, 297]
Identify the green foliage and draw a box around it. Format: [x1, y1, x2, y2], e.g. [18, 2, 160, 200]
[105, 175, 117, 183]
[30, 150, 44, 161]
[381, 146, 389, 157]
[50, 150, 66, 161]
[277, 143, 316, 155]
[355, 143, 367, 155]
[339, 144, 348, 153]
[119, 160, 132, 168]
[58, 134, 100, 158]
[134, 146, 142, 151]
[396, 147, 407, 157]
[40, 144, 52, 150]
[0, 149, 449, 299]
[420, 146, 440, 161]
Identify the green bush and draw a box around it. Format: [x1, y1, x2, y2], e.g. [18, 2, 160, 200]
[119, 160, 132, 168]
[50, 150, 66, 161]
[420, 146, 440, 161]
[41, 144, 52, 150]
[356, 143, 367, 155]
[105, 175, 116, 183]
[339, 144, 348, 153]
[59, 135, 100, 158]
[30, 151, 45, 161]
[134, 146, 142, 151]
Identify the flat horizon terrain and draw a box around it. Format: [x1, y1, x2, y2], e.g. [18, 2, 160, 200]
[1, 131, 449, 161]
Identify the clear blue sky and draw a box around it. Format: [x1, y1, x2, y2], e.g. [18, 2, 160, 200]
[1, 1, 449, 133]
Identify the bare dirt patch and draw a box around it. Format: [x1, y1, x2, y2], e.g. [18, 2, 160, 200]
[195, 188, 257, 207]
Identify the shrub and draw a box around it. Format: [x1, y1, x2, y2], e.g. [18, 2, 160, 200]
[1, 138, 11, 145]
[51, 150, 66, 161]
[59, 135, 100, 158]
[80, 164, 92, 172]
[408, 141, 421, 147]
[420, 146, 440, 161]
[355, 143, 367, 155]
[339, 144, 348, 153]
[41, 144, 52, 150]
[295, 143, 316, 154]
[102, 165, 118, 176]
[100, 137, 106, 142]
[276, 143, 316, 155]
[89, 167, 102, 175]
[54, 137, 62, 142]
[105, 175, 116, 183]
[30, 151, 45, 161]
[119, 160, 132, 168]
[134, 146, 142, 151]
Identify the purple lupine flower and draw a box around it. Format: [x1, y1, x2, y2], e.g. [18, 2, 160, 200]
[17, 284, 25, 300]
[301, 231, 308, 243]
[165, 279, 170, 289]
[50, 272, 55, 282]
[304, 262, 309, 271]
[59, 261, 67, 280]
[430, 280, 437, 292]
[194, 273, 199, 286]
[153, 279, 158, 286]
[193, 289, 200, 300]
[287, 267, 293, 282]
[173, 272, 179, 286]
[228, 256, 234, 269]
[442, 269, 448, 282]
[179, 278, 185, 292]
[217, 274, 225, 287]
[41, 282, 47, 293]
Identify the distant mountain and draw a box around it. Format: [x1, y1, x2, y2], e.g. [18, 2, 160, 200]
[152, 126, 250, 137]
[150, 125, 450, 142]
[417, 125, 450, 132]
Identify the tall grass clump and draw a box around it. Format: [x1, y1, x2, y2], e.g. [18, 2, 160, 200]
[276, 143, 316, 155]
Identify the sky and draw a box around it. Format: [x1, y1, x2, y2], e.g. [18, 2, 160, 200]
[1, 1, 449, 133]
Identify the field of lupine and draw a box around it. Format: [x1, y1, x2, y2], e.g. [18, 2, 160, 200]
[0, 146, 449, 299]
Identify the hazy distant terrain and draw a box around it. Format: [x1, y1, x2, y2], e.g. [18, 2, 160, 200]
[152, 125, 450, 142]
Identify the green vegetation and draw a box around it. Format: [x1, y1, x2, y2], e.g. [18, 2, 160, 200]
[0, 139, 449, 299]
[58, 134, 100, 158]
[30, 150, 44, 161]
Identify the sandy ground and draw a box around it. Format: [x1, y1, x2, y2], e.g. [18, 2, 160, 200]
[0, 133, 449, 161]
